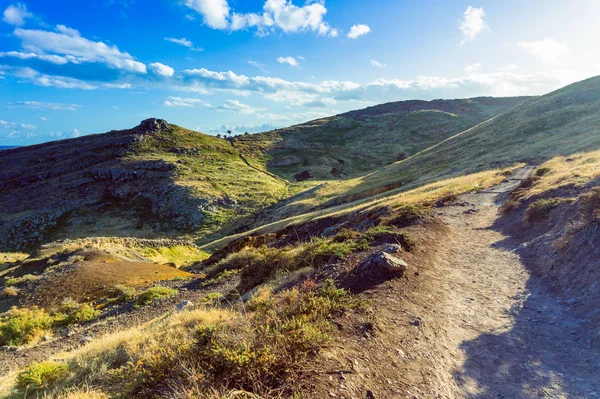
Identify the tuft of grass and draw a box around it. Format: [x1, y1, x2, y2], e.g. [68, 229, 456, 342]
[1, 286, 20, 297]
[525, 198, 571, 222]
[0, 307, 55, 346]
[202, 269, 240, 287]
[17, 361, 68, 392]
[109, 284, 136, 304]
[135, 286, 178, 308]
[4, 274, 42, 287]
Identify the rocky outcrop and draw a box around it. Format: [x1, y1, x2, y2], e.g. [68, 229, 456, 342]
[132, 118, 171, 135]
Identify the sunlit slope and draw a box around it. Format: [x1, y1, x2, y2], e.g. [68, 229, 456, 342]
[234, 96, 532, 180]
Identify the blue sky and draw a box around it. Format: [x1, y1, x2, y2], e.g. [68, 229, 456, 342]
[0, 0, 599, 145]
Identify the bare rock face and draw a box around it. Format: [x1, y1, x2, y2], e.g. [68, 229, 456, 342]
[132, 118, 170, 135]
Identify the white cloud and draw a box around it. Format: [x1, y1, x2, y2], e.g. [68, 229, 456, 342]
[370, 59, 385, 68]
[184, 0, 230, 29]
[459, 6, 487, 44]
[517, 38, 569, 62]
[248, 60, 268, 72]
[185, 0, 338, 37]
[72, 128, 81, 137]
[347, 24, 370, 39]
[40, 117, 48, 121]
[149, 62, 174, 77]
[218, 99, 262, 114]
[465, 62, 482, 72]
[163, 96, 209, 107]
[20, 123, 36, 129]
[13, 25, 147, 73]
[278, 56, 299, 67]
[3, 3, 32, 26]
[164, 37, 204, 52]
[7, 101, 80, 111]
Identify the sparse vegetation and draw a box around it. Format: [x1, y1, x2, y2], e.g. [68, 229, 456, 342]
[0, 307, 55, 346]
[4, 274, 42, 287]
[525, 198, 571, 222]
[17, 362, 68, 392]
[1, 287, 20, 297]
[135, 286, 178, 308]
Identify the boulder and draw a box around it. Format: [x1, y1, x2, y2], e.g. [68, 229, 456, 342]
[132, 118, 170, 135]
[354, 251, 408, 276]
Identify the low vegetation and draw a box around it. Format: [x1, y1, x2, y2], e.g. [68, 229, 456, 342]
[0, 279, 366, 398]
[134, 287, 178, 308]
[524, 198, 572, 222]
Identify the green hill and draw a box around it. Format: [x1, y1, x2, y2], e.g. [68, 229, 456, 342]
[234, 96, 532, 180]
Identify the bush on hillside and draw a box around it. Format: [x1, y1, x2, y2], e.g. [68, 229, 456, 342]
[17, 361, 68, 391]
[0, 307, 55, 346]
[135, 287, 178, 308]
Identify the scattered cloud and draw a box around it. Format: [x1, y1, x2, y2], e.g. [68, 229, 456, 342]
[370, 59, 385, 68]
[164, 37, 204, 52]
[517, 38, 569, 62]
[3, 3, 32, 26]
[20, 123, 36, 129]
[208, 123, 281, 135]
[40, 117, 48, 121]
[184, 0, 230, 29]
[72, 128, 81, 137]
[278, 56, 300, 67]
[7, 101, 80, 111]
[184, 0, 339, 37]
[465, 62, 482, 72]
[217, 99, 262, 114]
[248, 60, 268, 72]
[459, 6, 487, 44]
[163, 96, 209, 107]
[347, 24, 370, 39]
[149, 62, 175, 77]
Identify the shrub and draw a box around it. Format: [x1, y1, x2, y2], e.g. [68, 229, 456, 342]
[55, 298, 100, 326]
[0, 307, 54, 346]
[202, 269, 240, 287]
[135, 287, 178, 308]
[536, 167, 552, 176]
[110, 284, 136, 303]
[525, 198, 570, 222]
[17, 361, 68, 391]
[385, 204, 428, 227]
[137, 279, 364, 395]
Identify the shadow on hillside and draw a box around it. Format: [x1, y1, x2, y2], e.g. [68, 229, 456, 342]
[452, 213, 599, 398]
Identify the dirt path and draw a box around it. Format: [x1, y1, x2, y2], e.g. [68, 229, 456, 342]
[434, 166, 600, 398]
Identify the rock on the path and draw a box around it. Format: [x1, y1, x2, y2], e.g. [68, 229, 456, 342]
[176, 300, 194, 311]
[355, 251, 408, 276]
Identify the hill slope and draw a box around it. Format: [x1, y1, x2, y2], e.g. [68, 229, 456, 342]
[270, 75, 600, 216]
[234, 96, 532, 180]
[0, 119, 289, 251]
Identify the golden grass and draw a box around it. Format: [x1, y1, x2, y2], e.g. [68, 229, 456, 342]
[202, 165, 522, 252]
[140, 245, 210, 267]
[520, 149, 600, 199]
[0, 308, 233, 398]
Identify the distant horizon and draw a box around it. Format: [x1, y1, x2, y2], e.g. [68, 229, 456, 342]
[1, 0, 599, 146]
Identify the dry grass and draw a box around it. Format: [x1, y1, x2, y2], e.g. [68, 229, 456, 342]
[517, 150, 600, 199]
[0, 280, 362, 398]
[202, 166, 520, 252]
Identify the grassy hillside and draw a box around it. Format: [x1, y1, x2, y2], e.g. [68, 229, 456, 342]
[234, 97, 531, 180]
[0, 120, 290, 251]
[265, 76, 600, 216]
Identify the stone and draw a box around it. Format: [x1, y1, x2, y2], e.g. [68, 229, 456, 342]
[132, 118, 170, 135]
[381, 244, 402, 254]
[176, 300, 194, 311]
[354, 251, 409, 276]
[409, 316, 423, 327]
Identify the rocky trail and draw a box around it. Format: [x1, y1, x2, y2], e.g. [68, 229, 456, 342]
[431, 166, 600, 398]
